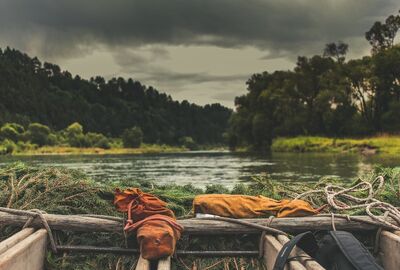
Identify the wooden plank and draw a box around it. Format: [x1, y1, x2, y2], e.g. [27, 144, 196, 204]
[264, 234, 306, 270]
[379, 230, 400, 270]
[55, 245, 259, 256]
[0, 228, 35, 255]
[0, 212, 388, 234]
[276, 235, 325, 270]
[0, 229, 47, 270]
[135, 256, 150, 270]
[157, 257, 171, 270]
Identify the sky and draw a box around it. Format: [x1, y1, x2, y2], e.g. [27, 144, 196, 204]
[0, 0, 398, 108]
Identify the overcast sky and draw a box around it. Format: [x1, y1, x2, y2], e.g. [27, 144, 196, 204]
[0, 0, 398, 107]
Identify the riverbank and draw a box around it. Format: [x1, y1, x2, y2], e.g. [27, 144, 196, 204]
[12, 144, 188, 156]
[271, 135, 400, 155]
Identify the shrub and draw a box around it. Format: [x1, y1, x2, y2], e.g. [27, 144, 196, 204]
[66, 122, 83, 137]
[16, 141, 37, 151]
[64, 123, 111, 149]
[46, 133, 59, 146]
[0, 139, 17, 154]
[26, 123, 51, 146]
[179, 136, 198, 150]
[205, 184, 230, 194]
[65, 122, 85, 147]
[85, 132, 111, 149]
[9, 123, 25, 133]
[0, 123, 24, 142]
[122, 127, 143, 148]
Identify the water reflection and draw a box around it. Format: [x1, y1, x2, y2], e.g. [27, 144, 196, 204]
[0, 152, 399, 188]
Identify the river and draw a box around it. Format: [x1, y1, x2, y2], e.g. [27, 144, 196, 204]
[0, 152, 399, 188]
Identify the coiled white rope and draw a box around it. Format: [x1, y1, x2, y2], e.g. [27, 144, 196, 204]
[296, 176, 400, 231]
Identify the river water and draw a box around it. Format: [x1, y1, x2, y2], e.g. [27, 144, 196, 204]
[0, 152, 399, 188]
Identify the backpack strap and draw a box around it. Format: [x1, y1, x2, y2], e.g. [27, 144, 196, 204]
[272, 231, 318, 270]
[330, 231, 383, 270]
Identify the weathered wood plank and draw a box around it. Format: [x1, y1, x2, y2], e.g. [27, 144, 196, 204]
[0, 229, 47, 270]
[276, 235, 325, 270]
[157, 257, 171, 270]
[264, 234, 306, 270]
[0, 212, 388, 234]
[135, 256, 150, 270]
[0, 228, 35, 255]
[379, 230, 400, 270]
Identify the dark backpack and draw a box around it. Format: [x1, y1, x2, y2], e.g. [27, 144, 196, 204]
[273, 231, 383, 270]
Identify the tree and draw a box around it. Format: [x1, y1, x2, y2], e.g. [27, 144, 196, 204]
[294, 55, 336, 134]
[66, 122, 83, 135]
[26, 123, 51, 146]
[365, 10, 400, 54]
[371, 45, 400, 131]
[0, 123, 24, 142]
[323, 42, 349, 63]
[122, 127, 143, 148]
[179, 136, 198, 150]
[85, 132, 111, 149]
[65, 122, 85, 147]
[251, 113, 273, 150]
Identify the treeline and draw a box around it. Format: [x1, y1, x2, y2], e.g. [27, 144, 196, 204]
[0, 49, 232, 146]
[0, 122, 120, 154]
[228, 10, 400, 151]
[0, 120, 160, 154]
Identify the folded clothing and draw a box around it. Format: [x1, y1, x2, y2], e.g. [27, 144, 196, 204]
[114, 188, 183, 259]
[193, 194, 317, 218]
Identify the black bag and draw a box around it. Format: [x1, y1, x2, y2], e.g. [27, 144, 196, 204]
[273, 231, 383, 270]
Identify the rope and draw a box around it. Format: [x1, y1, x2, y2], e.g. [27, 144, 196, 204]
[123, 199, 183, 233]
[258, 216, 275, 258]
[330, 213, 336, 231]
[0, 207, 58, 252]
[296, 176, 400, 230]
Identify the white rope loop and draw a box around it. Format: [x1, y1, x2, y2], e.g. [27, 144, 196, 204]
[297, 176, 400, 230]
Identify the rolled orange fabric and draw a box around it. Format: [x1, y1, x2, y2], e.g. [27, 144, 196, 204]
[276, 199, 318, 217]
[127, 215, 183, 259]
[114, 188, 183, 260]
[114, 188, 175, 222]
[193, 194, 317, 218]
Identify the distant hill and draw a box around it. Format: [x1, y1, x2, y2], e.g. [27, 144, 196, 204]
[0, 47, 231, 145]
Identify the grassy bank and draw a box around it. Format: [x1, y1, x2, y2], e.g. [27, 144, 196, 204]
[271, 135, 400, 155]
[12, 144, 188, 156]
[1, 163, 399, 269]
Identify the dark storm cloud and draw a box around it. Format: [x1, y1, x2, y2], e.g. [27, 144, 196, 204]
[143, 71, 248, 85]
[0, 0, 398, 58]
[0, 0, 398, 106]
[213, 90, 245, 102]
[114, 49, 248, 91]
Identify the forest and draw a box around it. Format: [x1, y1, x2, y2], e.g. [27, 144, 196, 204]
[0, 49, 231, 147]
[227, 10, 400, 151]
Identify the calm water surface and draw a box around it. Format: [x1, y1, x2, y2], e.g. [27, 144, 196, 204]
[0, 152, 399, 188]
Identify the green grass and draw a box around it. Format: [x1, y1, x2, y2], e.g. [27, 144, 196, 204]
[11, 144, 188, 156]
[271, 135, 400, 154]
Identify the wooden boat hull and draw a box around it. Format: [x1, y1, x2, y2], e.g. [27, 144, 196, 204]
[0, 214, 399, 270]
